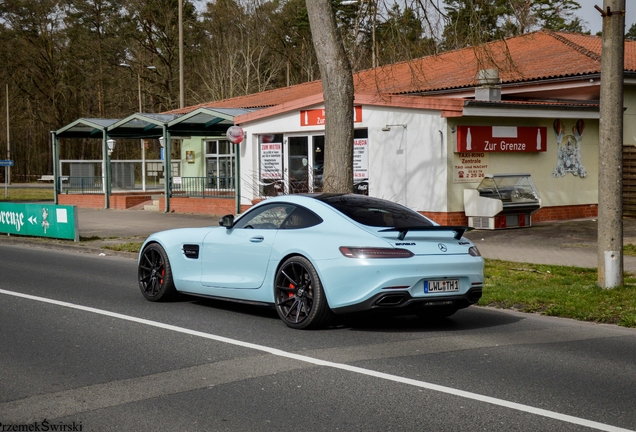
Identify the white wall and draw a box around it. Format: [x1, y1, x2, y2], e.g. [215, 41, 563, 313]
[239, 104, 450, 212]
[364, 106, 448, 211]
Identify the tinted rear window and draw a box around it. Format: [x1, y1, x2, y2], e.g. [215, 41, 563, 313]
[315, 194, 433, 228]
[280, 206, 323, 229]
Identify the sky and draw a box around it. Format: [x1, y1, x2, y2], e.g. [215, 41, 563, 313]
[574, 0, 636, 34]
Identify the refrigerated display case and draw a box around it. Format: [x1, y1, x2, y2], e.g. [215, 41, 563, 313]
[464, 173, 541, 229]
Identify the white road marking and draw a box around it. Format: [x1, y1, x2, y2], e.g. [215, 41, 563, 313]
[1, 288, 633, 432]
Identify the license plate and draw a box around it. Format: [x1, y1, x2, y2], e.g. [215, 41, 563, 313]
[424, 279, 459, 293]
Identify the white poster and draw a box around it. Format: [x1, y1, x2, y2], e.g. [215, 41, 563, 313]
[261, 142, 283, 179]
[353, 138, 369, 180]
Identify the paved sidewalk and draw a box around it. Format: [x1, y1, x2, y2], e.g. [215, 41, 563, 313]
[463, 218, 636, 272]
[75, 208, 636, 272]
[76, 207, 219, 238]
[3, 205, 636, 272]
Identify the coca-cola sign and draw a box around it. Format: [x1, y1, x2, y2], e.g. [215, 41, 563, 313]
[226, 126, 245, 144]
[456, 126, 547, 153]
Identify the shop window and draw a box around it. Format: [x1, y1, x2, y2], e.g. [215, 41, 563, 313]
[257, 129, 368, 197]
[205, 139, 234, 189]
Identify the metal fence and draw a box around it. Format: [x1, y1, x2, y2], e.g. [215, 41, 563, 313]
[172, 176, 235, 198]
[61, 176, 104, 194]
[58, 159, 179, 192]
[58, 173, 234, 198]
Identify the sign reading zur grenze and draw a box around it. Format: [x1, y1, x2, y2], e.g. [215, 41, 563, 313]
[456, 126, 547, 153]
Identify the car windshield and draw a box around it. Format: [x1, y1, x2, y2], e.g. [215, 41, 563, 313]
[315, 194, 433, 228]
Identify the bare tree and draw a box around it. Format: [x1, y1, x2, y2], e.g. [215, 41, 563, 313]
[306, 0, 354, 193]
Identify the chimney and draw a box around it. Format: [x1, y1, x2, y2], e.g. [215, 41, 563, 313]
[475, 69, 501, 101]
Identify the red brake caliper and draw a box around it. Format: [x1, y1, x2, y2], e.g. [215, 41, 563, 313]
[288, 283, 295, 297]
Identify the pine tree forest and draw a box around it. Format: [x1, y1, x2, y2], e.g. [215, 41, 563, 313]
[0, 0, 589, 180]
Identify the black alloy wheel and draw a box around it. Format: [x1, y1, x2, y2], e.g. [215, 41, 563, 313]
[274, 256, 332, 329]
[138, 243, 177, 302]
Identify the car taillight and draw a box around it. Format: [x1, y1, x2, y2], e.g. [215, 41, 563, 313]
[339, 247, 414, 259]
[469, 246, 481, 257]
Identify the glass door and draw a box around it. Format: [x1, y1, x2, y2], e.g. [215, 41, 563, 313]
[311, 135, 325, 192]
[287, 136, 309, 193]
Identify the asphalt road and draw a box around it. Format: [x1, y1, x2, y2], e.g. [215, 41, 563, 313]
[1, 243, 635, 432]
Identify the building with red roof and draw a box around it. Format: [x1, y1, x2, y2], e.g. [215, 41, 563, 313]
[56, 30, 636, 225]
[165, 30, 636, 226]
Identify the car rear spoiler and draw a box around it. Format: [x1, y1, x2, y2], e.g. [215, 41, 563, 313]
[379, 226, 472, 241]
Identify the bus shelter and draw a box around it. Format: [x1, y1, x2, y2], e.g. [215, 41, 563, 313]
[52, 107, 253, 212]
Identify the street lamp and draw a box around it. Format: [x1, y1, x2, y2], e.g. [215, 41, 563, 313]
[339, 0, 377, 68]
[120, 63, 156, 192]
[119, 63, 156, 113]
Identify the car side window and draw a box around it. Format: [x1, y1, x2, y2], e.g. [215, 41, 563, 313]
[280, 206, 323, 229]
[233, 204, 295, 230]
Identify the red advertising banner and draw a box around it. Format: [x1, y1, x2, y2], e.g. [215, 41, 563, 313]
[300, 106, 362, 126]
[456, 126, 547, 153]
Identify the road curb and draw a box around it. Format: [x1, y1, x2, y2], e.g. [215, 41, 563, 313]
[0, 235, 138, 260]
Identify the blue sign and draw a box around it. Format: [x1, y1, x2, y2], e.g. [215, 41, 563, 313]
[0, 160, 13, 167]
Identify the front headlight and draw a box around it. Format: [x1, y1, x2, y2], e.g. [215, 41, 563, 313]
[468, 246, 481, 257]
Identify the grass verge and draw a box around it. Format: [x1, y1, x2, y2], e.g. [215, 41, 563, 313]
[0, 187, 55, 201]
[480, 259, 636, 328]
[103, 242, 144, 254]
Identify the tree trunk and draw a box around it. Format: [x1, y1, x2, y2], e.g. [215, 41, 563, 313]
[306, 0, 354, 193]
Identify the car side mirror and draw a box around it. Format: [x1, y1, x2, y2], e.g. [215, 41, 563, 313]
[219, 214, 234, 228]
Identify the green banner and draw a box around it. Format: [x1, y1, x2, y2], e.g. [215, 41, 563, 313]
[0, 203, 78, 241]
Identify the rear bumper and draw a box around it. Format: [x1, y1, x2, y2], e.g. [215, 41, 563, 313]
[331, 286, 483, 315]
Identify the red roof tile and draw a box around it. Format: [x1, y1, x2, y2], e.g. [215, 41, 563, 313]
[168, 80, 324, 115]
[167, 30, 636, 115]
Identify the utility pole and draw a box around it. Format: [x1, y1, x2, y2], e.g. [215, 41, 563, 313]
[597, 0, 626, 288]
[6, 84, 10, 185]
[178, 0, 185, 109]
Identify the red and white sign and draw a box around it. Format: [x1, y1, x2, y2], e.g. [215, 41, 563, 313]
[353, 138, 369, 179]
[226, 126, 245, 144]
[300, 106, 362, 126]
[260, 142, 283, 179]
[456, 126, 547, 153]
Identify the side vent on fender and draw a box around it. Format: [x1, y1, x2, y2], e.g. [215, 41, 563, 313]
[182, 244, 200, 259]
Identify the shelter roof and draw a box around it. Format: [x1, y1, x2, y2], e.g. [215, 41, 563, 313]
[55, 108, 257, 139]
[106, 113, 181, 139]
[55, 118, 120, 139]
[168, 107, 256, 137]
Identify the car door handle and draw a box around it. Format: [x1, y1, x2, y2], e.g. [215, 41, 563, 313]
[250, 236, 264, 243]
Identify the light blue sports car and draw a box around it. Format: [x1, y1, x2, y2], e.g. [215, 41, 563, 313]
[138, 194, 484, 329]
